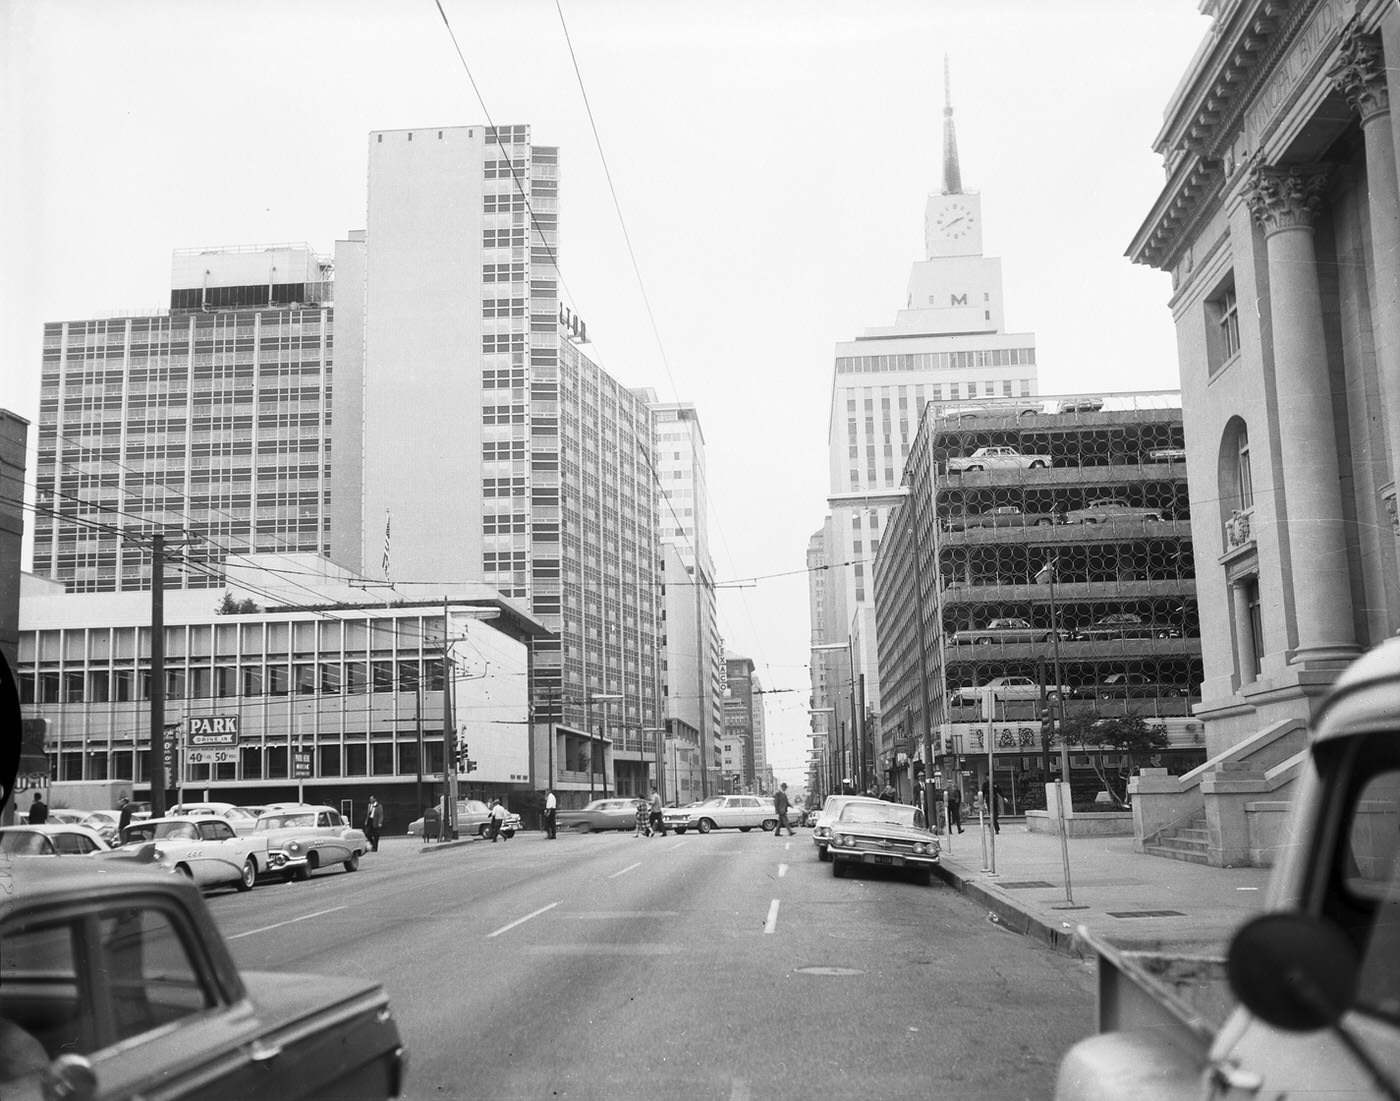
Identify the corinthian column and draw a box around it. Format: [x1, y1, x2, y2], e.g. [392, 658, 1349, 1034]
[1245, 164, 1359, 664]
[1330, 24, 1400, 536]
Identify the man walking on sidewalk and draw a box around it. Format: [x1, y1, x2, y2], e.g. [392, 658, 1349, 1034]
[774, 782, 796, 837]
[946, 785, 963, 833]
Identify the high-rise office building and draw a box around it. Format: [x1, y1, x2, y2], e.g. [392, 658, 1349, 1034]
[813, 62, 1040, 780]
[334, 124, 666, 798]
[650, 400, 721, 775]
[32, 246, 334, 592]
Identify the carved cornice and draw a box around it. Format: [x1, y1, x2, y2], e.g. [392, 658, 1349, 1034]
[1328, 17, 1388, 122]
[1244, 162, 1332, 232]
[1127, 156, 1226, 270]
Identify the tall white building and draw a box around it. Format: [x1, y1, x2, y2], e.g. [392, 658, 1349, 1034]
[814, 62, 1040, 788]
[650, 400, 721, 781]
[333, 124, 666, 801]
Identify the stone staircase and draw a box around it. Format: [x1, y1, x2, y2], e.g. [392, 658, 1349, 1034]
[1145, 812, 1210, 864]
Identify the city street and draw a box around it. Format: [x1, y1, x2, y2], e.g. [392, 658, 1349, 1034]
[208, 830, 1095, 1101]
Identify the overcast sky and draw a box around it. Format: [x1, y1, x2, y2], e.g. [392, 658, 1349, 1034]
[1, 0, 1211, 787]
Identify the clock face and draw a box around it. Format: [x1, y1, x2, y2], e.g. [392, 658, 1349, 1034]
[936, 202, 976, 240]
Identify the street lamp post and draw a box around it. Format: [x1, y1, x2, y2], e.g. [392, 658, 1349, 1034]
[585, 693, 622, 800]
[1034, 558, 1083, 909]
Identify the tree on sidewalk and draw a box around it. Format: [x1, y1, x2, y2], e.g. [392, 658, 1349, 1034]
[1056, 711, 1168, 809]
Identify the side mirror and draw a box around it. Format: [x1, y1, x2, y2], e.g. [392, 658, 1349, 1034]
[44, 1053, 97, 1101]
[1227, 912, 1358, 1031]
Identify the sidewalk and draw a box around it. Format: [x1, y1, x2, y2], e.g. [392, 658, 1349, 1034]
[931, 817, 1272, 957]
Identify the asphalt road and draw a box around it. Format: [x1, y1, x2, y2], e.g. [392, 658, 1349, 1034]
[206, 830, 1096, 1101]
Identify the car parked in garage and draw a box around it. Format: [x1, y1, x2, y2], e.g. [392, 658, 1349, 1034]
[1070, 613, 1183, 640]
[1063, 499, 1163, 524]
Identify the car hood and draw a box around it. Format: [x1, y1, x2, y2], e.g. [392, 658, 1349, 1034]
[257, 826, 364, 842]
[830, 822, 939, 844]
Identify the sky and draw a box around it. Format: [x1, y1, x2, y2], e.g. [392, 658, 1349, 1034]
[0, 0, 1212, 791]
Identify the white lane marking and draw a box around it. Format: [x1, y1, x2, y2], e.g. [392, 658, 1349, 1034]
[764, 898, 780, 935]
[487, 901, 560, 938]
[608, 862, 642, 879]
[731, 1077, 753, 1101]
[778, 863, 788, 877]
[228, 907, 346, 940]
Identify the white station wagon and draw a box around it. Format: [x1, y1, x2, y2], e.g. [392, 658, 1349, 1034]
[662, 795, 779, 835]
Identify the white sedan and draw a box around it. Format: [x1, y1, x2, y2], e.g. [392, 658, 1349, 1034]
[255, 805, 368, 880]
[954, 676, 1072, 703]
[100, 815, 279, 891]
[0, 824, 111, 857]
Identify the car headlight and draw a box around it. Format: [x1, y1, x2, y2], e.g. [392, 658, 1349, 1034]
[836, 834, 852, 847]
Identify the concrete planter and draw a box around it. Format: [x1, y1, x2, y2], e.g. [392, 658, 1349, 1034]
[1026, 810, 1135, 837]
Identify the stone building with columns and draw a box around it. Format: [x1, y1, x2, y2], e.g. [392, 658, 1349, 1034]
[1127, 0, 1400, 865]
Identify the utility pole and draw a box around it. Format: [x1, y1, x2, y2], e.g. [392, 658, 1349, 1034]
[441, 598, 456, 841]
[149, 533, 168, 820]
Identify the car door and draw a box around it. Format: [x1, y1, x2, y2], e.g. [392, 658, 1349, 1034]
[315, 810, 350, 863]
[197, 820, 248, 885]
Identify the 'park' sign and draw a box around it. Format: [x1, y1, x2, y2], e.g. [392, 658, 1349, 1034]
[188, 716, 239, 745]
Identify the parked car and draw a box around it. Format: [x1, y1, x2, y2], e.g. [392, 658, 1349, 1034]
[952, 617, 1068, 645]
[662, 795, 778, 834]
[944, 506, 1060, 531]
[79, 809, 124, 844]
[827, 801, 941, 886]
[1143, 445, 1187, 462]
[1058, 396, 1105, 413]
[1071, 613, 1183, 640]
[253, 805, 368, 880]
[407, 799, 521, 840]
[946, 446, 1052, 473]
[168, 801, 263, 835]
[1095, 673, 1188, 699]
[941, 402, 1045, 419]
[0, 824, 111, 857]
[557, 797, 647, 832]
[1063, 499, 1163, 523]
[954, 676, 1071, 703]
[810, 794, 888, 861]
[0, 861, 406, 1100]
[101, 815, 281, 891]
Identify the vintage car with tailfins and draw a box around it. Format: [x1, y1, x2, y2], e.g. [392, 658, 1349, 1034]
[0, 861, 406, 1100]
[98, 815, 282, 892]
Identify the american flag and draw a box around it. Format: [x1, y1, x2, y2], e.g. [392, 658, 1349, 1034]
[382, 510, 392, 583]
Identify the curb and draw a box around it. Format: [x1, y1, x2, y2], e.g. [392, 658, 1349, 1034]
[931, 860, 1086, 957]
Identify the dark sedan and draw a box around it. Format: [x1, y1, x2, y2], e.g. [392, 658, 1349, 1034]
[1072, 614, 1182, 640]
[1095, 673, 1188, 698]
[556, 798, 646, 832]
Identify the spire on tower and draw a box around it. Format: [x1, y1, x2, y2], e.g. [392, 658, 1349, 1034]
[942, 54, 963, 196]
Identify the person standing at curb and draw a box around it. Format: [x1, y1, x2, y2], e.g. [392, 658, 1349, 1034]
[774, 782, 795, 837]
[946, 785, 963, 833]
[26, 793, 47, 824]
[364, 795, 384, 852]
[117, 795, 135, 836]
[544, 789, 557, 839]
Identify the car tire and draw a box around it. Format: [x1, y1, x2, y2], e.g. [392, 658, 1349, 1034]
[832, 860, 845, 878]
[1029, 460, 1047, 469]
[293, 862, 312, 882]
[502, 830, 514, 840]
[674, 827, 687, 835]
[913, 867, 932, 887]
[1036, 517, 1055, 526]
[575, 822, 592, 833]
[974, 637, 992, 645]
[697, 818, 715, 834]
[818, 845, 830, 861]
[739, 826, 752, 832]
[175, 863, 194, 879]
[760, 820, 777, 832]
[236, 858, 256, 892]
[965, 464, 983, 473]
[344, 851, 360, 872]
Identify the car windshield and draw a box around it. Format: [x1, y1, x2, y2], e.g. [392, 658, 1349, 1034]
[838, 803, 925, 829]
[0, 831, 52, 855]
[123, 821, 199, 843]
[256, 812, 317, 830]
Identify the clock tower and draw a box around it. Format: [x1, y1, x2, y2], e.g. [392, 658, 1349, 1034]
[924, 59, 983, 258]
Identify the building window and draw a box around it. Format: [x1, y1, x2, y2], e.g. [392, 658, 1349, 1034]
[1208, 277, 1241, 373]
[1245, 577, 1263, 681]
[1237, 430, 1253, 510]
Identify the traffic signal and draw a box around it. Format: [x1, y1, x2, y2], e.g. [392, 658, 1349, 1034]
[465, 759, 478, 773]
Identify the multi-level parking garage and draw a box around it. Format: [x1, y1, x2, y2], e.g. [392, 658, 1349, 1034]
[872, 393, 1205, 807]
